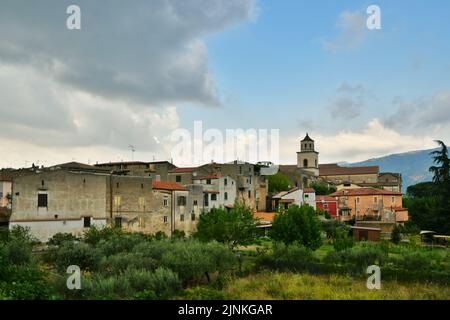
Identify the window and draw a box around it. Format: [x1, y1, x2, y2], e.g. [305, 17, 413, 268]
[248, 190, 251, 198]
[180, 214, 185, 222]
[303, 159, 308, 167]
[176, 175, 181, 183]
[83, 217, 91, 228]
[38, 193, 48, 207]
[163, 198, 168, 207]
[239, 166, 242, 174]
[374, 196, 378, 204]
[391, 196, 395, 204]
[138, 197, 145, 210]
[356, 197, 360, 204]
[177, 196, 186, 206]
[41, 180, 45, 187]
[224, 178, 227, 186]
[211, 194, 217, 201]
[193, 200, 198, 206]
[116, 182, 119, 188]
[206, 179, 211, 185]
[191, 213, 196, 221]
[163, 216, 168, 223]
[114, 217, 122, 228]
[114, 195, 121, 206]
[304, 194, 309, 198]
[224, 192, 228, 200]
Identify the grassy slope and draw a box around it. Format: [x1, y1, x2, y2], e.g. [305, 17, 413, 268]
[186, 271, 450, 300]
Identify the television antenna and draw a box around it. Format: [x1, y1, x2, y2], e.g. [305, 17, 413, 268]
[128, 145, 136, 161]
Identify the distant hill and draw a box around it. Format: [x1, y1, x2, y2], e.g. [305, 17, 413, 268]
[345, 148, 440, 192]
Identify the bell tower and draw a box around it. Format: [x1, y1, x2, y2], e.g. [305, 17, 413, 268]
[297, 133, 319, 177]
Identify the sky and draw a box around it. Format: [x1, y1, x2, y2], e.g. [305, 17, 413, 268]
[0, 0, 449, 168]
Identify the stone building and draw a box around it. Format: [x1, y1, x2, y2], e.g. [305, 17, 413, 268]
[192, 174, 237, 210]
[151, 181, 197, 236]
[9, 162, 172, 242]
[329, 187, 409, 224]
[94, 161, 176, 181]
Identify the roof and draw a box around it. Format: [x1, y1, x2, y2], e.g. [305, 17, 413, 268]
[152, 181, 187, 191]
[95, 161, 149, 166]
[351, 226, 381, 232]
[254, 212, 275, 223]
[319, 164, 379, 176]
[170, 167, 196, 173]
[330, 187, 402, 197]
[0, 172, 13, 182]
[316, 196, 337, 202]
[203, 189, 219, 194]
[192, 174, 220, 180]
[303, 188, 315, 193]
[52, 162, 110, 172]
[301, 133, 314, 142]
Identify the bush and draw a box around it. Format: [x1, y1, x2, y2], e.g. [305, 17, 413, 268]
[332, 228, 354, 252]
[74, 268, 182, 300]
[161, 240, 236, 283]
[256, 242, 318, 272]
[82, 226, 124, 245]
[48, 233, 79, 246]
[46, 242, 101, 273]
[271, 205, 322, 250]
[99, 252, 157, 274]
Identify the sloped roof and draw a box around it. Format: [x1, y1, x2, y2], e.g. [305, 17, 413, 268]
[170, 167, 196, 173]
[301, 133, 314, 142]
[316, 195, 337, 202]
[152, 181, 187, 191]
[52, 162, 110, 172]
[319, 164, 379, 176]
[330, 187, 402, 197]
[0, 172, 13, 182]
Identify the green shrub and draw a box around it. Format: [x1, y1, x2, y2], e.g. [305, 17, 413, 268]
[256, 242, 318, 272]
[82, 226, 124, 245]
[99, 252, 157, 274]
[161, 240, 236, 283]
[332, 228, 354, 252]
[47, 242, 101, 272]
[48, 233, 79, 246]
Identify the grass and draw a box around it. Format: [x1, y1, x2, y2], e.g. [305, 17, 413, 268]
[195, 271, 450, 300]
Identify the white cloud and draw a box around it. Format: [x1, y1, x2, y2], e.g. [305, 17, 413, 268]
[281, 119, 435, 164]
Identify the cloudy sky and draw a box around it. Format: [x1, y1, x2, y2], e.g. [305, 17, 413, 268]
[1, 0, 449, 168]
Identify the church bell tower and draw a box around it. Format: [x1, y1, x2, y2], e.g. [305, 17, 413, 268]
[297, 133, 319, 177]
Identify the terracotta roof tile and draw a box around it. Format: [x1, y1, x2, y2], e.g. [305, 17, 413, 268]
[330, 188, 402, 197]
[319, 164, 379, 176]
[152, 181, 187, 191]
[170, 167, 196, 173]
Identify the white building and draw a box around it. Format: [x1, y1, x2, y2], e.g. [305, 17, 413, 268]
[272, 187, 316, 210]
[192, 174, 237, 210]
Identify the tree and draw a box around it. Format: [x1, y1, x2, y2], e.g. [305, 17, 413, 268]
[310, 181, 336, 195]
[267, 172, 291, 193]
[405, 141, 450, 235]
[271, 205, 322, 250]
[391, 225, 401, 244]
[333, 228, 354, 252]
[193, 204, 257, 250]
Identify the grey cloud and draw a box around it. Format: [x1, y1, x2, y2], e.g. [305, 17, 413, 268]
[384, 91, 450, 132]
[331, 96, 362, 119]
[323, 11, 367, 51]
[0, 0, 256, 107]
